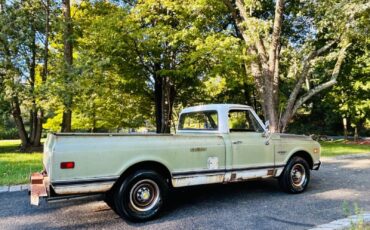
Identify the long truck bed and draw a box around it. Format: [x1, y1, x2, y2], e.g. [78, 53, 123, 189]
[42, 133, 226, 195]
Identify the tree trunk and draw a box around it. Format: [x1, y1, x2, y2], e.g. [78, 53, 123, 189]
[29, 110, 35, 143]
[42, 0, 50, 82]
[164, 81, 176, 133]
[343, 117, 348, 140]
[33, 110, 43, 147]
[154, 73, 175, 134]
[243, 82, 253, 107]
[61, 0, 73, 132]
[11, 97, 29, 150]
[29, 109, 37, 144]
[160, 77, 166, 133]
[61, 109, 72, 132]
[32, 0, 50, 147]
[29, 21, 40, 145]
[154, 74, 163, 133]
[262, 0, 284, 132]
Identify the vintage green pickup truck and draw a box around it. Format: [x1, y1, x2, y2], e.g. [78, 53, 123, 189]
[30, 104, 321, 221]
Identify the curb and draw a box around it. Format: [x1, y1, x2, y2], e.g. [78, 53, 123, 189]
[309, 212, 370, 230]
[0, 184, 29, 193]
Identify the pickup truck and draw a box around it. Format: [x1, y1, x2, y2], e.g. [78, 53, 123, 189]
[30, 104, 321, 221]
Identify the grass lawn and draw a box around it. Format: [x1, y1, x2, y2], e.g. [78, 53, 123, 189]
[320, 139, 370, 157]
[0, 139, 43, 186]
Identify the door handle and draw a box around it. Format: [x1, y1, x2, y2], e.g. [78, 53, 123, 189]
[232, 141, 243, 145]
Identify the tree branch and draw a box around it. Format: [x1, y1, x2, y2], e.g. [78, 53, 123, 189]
[291, 44, 350, 116]
[235, 0, 249, 22]
[279, 39, 339, 131]
[304, 39, 338, 63]
[255, 38, 268, 63]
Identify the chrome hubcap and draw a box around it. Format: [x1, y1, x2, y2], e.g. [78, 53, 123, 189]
[137, 187, 151, 202]
[291, 163, 306, 187]
[129, 179, 160, 212]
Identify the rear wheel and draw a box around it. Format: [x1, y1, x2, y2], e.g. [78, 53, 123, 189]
[279, 156, 310, 193]
[114, 170, 168, 222]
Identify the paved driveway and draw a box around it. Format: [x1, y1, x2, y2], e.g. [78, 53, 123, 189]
[1, 154, 370, 230]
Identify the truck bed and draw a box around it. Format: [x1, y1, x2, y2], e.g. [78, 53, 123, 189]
[43, 132, 226, 195]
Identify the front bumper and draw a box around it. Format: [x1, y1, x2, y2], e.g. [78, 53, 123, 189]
[30, 171, 49, 206]
[313, 161, 321, 170]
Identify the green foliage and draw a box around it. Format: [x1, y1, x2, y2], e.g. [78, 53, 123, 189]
[288, 34, 370, 136]
[0, 0, 369, 136]
[0, 127, 19, 140]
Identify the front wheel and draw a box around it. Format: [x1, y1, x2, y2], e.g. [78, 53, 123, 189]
[279, 156, 310, 193]
[114, 170, 168, 222]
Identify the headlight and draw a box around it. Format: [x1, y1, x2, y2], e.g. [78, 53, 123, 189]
[313, 148, 320, 154]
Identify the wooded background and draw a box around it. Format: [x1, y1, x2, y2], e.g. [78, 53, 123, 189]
[0, 0, 369, 149]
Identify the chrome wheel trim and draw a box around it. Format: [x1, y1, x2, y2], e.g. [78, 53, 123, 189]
[290, 163, 306, 188]
[129, 179, 160, 212]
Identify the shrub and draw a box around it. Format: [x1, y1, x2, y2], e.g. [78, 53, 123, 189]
[0, 128, 19, 140]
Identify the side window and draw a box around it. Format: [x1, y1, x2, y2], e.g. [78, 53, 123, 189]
[179, 111, 218, 130]
[228, 110, 264, 132]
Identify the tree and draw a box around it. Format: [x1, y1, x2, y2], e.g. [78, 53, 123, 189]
[61, 0, 73, 132]
[0, 0, 49, 149]
[224, 0, 367, 132]
[76, 0, 240, 133]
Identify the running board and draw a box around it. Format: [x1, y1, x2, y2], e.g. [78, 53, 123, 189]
[46, 194, 104, 203]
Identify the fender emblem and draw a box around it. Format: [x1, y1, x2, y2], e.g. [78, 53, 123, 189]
[191, 147, 207, 152]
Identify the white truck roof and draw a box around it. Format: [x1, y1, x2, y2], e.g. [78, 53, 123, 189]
[180, 104, 252, 114]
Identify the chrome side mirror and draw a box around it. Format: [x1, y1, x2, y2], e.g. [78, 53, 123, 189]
[263, 120, 271, 145]
[262, 120, 270, 136]
[264, 120, 270, 130]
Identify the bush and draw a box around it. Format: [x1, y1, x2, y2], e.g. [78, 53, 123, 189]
[0, 128, 19, 140]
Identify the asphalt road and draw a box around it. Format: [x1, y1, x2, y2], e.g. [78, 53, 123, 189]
[1, 153, 370, 230]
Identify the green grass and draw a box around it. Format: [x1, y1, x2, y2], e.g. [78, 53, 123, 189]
[0, 139, 43, 186]
[320, 139, 370, 157]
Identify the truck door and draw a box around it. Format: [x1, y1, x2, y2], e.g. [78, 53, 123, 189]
[227, 109, 275, 181]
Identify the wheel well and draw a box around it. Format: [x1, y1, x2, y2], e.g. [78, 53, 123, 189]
[289, 151, 314, 169]
[111, 161, 172, 192]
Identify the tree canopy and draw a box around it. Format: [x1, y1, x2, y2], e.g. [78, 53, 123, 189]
[0, 0, 369, 149]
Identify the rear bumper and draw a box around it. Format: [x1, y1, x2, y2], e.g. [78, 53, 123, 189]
[313, 161, 321, 170]
[30, 171, 49, 206]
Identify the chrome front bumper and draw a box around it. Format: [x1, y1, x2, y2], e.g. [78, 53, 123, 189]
[30, 171, 49, 206]
[313, 161, 322, 170]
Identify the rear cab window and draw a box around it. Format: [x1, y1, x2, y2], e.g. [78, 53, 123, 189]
[178, 111, 218, 131]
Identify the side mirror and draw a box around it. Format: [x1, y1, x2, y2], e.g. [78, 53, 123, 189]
[263, 120, 271, 145]
[264, 120, 270, 130]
